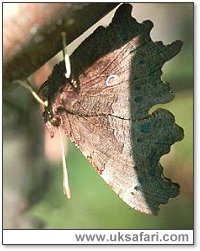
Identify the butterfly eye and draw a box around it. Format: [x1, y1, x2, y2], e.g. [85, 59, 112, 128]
[43, 109, 53, 123]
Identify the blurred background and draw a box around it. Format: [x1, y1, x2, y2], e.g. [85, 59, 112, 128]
[3, 3, 193, 229]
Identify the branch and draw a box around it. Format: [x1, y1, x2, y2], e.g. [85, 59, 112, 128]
[3, 3, 119, 91]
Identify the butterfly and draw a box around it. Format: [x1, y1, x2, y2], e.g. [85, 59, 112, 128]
[38, 4, 184, 214]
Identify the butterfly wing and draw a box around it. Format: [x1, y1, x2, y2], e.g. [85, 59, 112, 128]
[51, 35, 183, 214]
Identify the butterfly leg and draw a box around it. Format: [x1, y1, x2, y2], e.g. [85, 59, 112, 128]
[61, 31, 79, 90]
[12, 79, 48, 107]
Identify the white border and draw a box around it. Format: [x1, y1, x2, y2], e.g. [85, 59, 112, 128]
[3, 229, 194, 245]
[1, 0, 197, 249]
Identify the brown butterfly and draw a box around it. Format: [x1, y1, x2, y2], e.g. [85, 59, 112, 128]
[39, 4, 184, 214]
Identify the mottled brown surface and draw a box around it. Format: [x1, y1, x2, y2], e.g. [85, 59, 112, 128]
[40, 4, 184, 214]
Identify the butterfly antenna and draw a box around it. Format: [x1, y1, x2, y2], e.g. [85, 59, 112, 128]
[61, 31, 71, 79]
[12, 79, 48, 107]
[58, 127, 71, 199]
